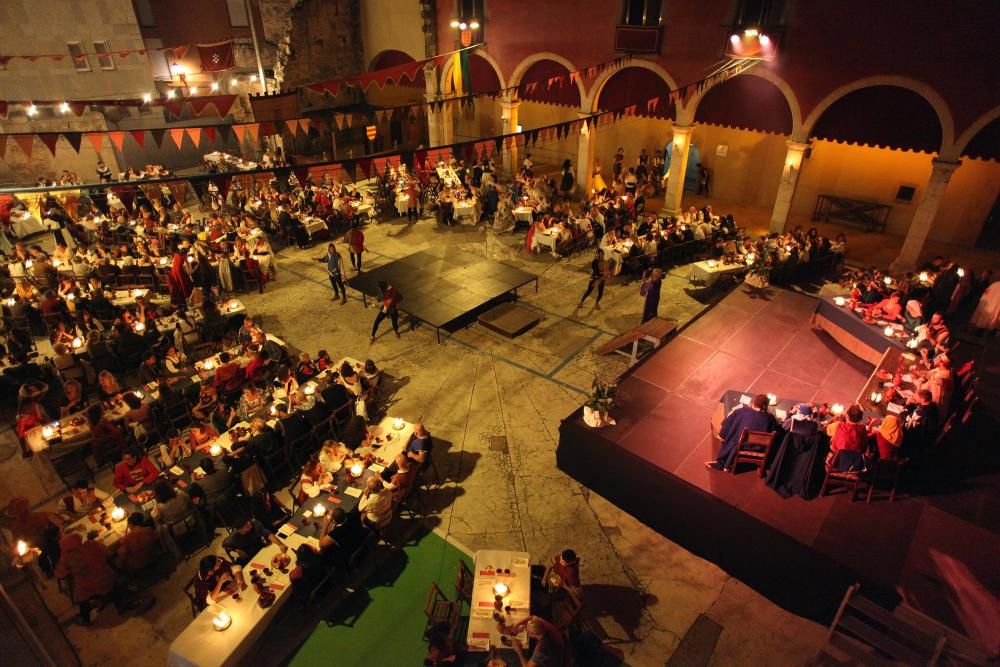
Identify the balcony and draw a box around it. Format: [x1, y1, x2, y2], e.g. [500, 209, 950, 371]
[614, 25, 663, 54]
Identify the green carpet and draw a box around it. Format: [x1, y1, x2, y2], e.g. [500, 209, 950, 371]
[290, 529, 471, 666]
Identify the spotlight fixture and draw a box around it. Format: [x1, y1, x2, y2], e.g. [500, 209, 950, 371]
[470, 21, 480, 29]
[60, 102, 70, 113]
[759, 34, 771, 46]
[450, 19, 460, 28]
[730, 34, 740, 43]
[189, 86, 199, 94]
[744, 28, 759, 37]
[459, 22, 467, 29]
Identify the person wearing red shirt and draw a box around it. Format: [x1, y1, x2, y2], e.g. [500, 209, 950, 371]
[113, 448, 160, 493]
[213, 352, 243, 393]
[370, 281, 402, 343]
[345, 227, 367, 273]
[826, 404, 868, 472]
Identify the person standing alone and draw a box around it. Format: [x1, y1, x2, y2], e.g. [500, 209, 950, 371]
[371, 281, 403, 342]
[317, 243, 347, 304]
[344, 226, 367, 273]
[578, 249, 610, 311]
[640, 268, 662, 323]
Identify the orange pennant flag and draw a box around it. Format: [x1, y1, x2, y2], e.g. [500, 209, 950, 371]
[13, 135, 34, 158]
[168, 128, 186, 149]
[107, 131, 127, 152]
[246, 124, 260, 142]
[85, 133, 104, 153]
[233, 125, 248, 143]
[184, 127, 202, 148]
[298, 118, 311, 135]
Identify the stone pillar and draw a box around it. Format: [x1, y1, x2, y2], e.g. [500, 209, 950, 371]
[576, 111, 595, 195]
[500, 97, 520, 176]
[660, 124, 694, 216]
[769, 140, 810, 233]
[890, 158, 962, 272]
[425, 93, 444, 147]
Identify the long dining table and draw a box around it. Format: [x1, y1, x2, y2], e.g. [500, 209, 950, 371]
[466, 549, 532, 653]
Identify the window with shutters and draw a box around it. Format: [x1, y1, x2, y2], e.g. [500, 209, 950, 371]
[94, 41, 115, 71]
[67, 42, 91, 72]
[621, 0, 662, 26]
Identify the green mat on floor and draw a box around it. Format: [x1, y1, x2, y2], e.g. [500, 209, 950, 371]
[291, 529, 471, 666]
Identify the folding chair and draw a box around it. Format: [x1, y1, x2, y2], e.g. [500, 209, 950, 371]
[819, 452, 867, 501]
[454, 559, 474, 604]
[423, 582, 461, 639]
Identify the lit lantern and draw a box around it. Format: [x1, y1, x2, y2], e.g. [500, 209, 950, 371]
[303, 383, 316, 396]
[52, 259, 62, 268]
[203, 360, 215, 370]
[111, 506, 126, 522]
[918, 271, 929, 283]
[24, 259, 33, 269]
[160, 257, 170, 265]
[72, 337, 83, 349]
[831, 403, 845, 416]
[869, 390, 883, 404]
[209, 443, 223, 457]
[493, 582, 509, 597]
[313, 503, 327, 518]
[707, 260, 717, 268]
[210, 606, 232, 631]
[393, 418, 405, 430]
[767, 393, 778, 406]
[66, 292, 75, 301]
[884, 326, 894, 337]
[230, 302, 239, 312]
[134, 322, 145, 332]
[834, 296, 846, 307]
[187, 255, 195, 264]
[883, 276, 892, 286]
[350, 462, 363, 477]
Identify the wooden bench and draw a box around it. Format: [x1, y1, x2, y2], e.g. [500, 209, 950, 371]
[596, 317, 677, 366]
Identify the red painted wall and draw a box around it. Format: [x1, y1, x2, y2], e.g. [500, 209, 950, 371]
[436, 0, 999, 140]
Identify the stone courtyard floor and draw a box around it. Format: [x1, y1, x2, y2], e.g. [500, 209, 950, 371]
[1, 206, 835, 666]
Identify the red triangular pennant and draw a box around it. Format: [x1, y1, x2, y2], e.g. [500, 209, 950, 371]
[233, 125, 249, 143]
[0, 136, 7, 160]
[13, 135, 34, 157]
[130, 130, 146, 148]
[203, 126, 217, 143]
[37, 133, 60, 156]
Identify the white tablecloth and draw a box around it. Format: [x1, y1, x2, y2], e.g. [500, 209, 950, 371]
[454, 201, 480, 224]
[167, 539, 305, 667]
[689, 260, 746, 286]
[395, 194, 410, 216]
[11, 212, 45, 238]
[301, 217, 327, 238]
[513, 207, 535, 224]
[467, 549, 531, 652]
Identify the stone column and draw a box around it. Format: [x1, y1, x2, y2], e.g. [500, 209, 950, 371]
[890, 158, 962, 271]
[660, 124, 694, 216]
[576, 111, 596, 195]
[500, 97, 520, 176]
[769, 140, 810, 233]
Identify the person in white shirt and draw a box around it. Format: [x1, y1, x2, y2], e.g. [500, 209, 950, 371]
[358, 475, 393, 528]
[300, 455, 334, 499]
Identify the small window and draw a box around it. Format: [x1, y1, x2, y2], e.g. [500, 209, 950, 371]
[93, 41, 115, 70]
[67, 42, 91, 72]
[733, 0, 786, 29]
[895, 185, 917, 203]
[133, 0, 156, 27]
[227, 0, 250, 27]
[622, 0, 662, 26]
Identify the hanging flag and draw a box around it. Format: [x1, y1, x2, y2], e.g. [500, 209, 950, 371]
[233, 125, 249, 143]
[64, 132, 82, 153]
[0, 136, 6, 159]
[451, 51, 471, 96]
[107, 131, 127, 152]
[168, 128, 186, 149]
[203, 126, 216, 143]
[647, 97, 660, 114]
[184, 127, 202, 147]
[365, 125, 377, 142]
[130, 130, 146, 148]
[197, 40, 235, 72]
[150, 128, 167, 149]
[85, 133, 104, 153]
[190, 95, 238, 117]
[246, 124, 260, 142]
[37, 133, 59, 156]
[164, 101, 184, 117]
[13, 135, 34, 157]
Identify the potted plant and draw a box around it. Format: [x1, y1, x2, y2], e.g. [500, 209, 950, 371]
[583, 377, 617, 428]
[744, 252, 771, 290]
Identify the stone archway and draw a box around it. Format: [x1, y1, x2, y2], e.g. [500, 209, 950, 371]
[508, 52, 586, 104]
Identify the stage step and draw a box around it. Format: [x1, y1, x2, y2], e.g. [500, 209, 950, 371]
[595, 317, 677, 365]
[477, 302, 541, 338]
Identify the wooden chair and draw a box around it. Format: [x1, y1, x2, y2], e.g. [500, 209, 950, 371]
[819, 583, 946, 666]
[731, 429, 778, 477]
[182, 576, 202, 618]
[455, 559, 474, 604]
[866, 457, 905, 504]
[423, 582, 461, 639]
[819, 452, 867, 501]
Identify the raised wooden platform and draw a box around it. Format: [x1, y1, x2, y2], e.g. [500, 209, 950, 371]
[477, 302, 542, 338]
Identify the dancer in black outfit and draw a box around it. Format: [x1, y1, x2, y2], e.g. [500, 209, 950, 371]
[578, 249, 610, 310]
